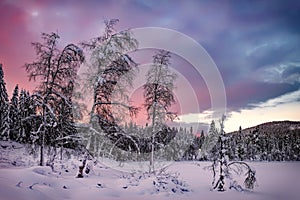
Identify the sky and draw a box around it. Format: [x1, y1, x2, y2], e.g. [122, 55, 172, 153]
[0, 0, 300, 132]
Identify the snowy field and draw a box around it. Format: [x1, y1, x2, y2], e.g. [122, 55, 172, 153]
[1, 142, 300, 200]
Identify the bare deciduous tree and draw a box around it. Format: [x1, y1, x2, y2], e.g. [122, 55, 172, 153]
[144, 50, 177, 172]
[81, 19, 141, 154]
[25, 32, 84, 166]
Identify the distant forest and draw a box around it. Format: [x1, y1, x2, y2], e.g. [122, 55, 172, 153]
[185, 121, 300, 162]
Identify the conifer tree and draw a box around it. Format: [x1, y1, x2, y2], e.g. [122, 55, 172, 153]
[9, 85, 20, 141]
[0, 64, 10, 140]
[19, 89, 37, 143]
[203, 116, 257, 192]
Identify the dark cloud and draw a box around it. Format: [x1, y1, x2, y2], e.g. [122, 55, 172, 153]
[229, 0, 300, 31]
[282, 65, 300, 78]
[282, 65, 300, 84]
[199, 0, 300, 111]
[226, 81, 299, 111]
[249, 41, 293, 65]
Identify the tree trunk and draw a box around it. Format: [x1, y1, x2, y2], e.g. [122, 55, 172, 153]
[60, 144, 63, 160]
[40, 131, 44, 166]
[150, 102, 157, 173]
[150, 133, 154, 172]
[149, 82, 158, 173]
[76, 159, 86, 178]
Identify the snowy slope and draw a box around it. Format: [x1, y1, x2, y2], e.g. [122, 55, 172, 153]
[1, 141, 300, 200]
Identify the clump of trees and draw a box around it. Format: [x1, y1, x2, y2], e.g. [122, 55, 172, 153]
[0, 20, 179, 168]
[0, 65, 38, 143]
[226, 122, 300, 161]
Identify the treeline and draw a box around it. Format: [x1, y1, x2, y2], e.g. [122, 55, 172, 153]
[184, 121, 300, 161]
[0, 82, 35, 143]
[78, 121, 196, 162]
[225, 122, 300, 161]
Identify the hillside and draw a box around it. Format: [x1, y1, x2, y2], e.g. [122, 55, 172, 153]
[229, 121, 300, 135]
[222, 121, 300, 161]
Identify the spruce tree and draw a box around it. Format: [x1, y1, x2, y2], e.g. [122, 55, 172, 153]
[0, 64, 10, 140]
[18, 89, 28, 143]
[56, 86, 78, 160]
[9, 85, 20, 141]
[19, 89, 37, 143]
[203, 116, 257, 192]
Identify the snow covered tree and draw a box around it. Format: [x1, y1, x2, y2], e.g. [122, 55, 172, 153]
[9, 85, 21, 141]
[203, 115, 257, 192]
[79, 20, 177, 167]
[0, 64, 10, 140]
[211, 115, 227, 191]
[81, 19, 138, 124]
[200, 120, 219, 160]
[81, 19, 140, 153]
[18, 90, 33, 143]
[55, 84, 79, 160]
[25, 32, 84, 166]
[143, 50, 177, 172]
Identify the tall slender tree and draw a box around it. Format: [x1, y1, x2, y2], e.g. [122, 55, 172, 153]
[0, 64, 10, 140]
[212, 115, 227, 191]
[81, 19, 140, 154]
[19, 89, 37, 143]
[143, 50, 177, 172]
[9, 85, 20, 141]
[11, 87, 37, 143]
[25, 32, 84, 166]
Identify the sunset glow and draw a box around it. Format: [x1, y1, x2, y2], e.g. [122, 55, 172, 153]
[1, 0, 299, 133]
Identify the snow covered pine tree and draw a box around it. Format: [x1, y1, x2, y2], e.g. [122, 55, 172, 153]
[202, 115, 257, 192]
[8, 85, 21, 141]
[0, 64, 10, 140]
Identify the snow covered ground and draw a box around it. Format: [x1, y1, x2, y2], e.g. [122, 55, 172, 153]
[1, 141, 300, 200]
